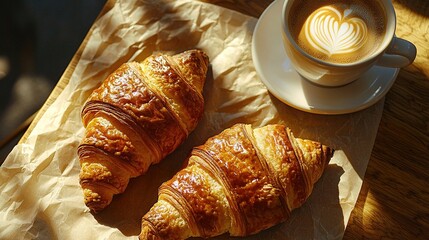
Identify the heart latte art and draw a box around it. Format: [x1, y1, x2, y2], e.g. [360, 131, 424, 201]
[289, 0, 386, 64]
[304, 6, 368, 56]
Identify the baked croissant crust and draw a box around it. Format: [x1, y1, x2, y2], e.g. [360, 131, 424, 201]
[77, 49, 209, 212]
[140, 124, 334, 239]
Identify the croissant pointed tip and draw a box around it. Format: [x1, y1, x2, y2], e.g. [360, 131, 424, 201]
[140, 221, 162, 240]
[82, 187, 112, 212]
[322, 145, 335, 168]
[173, 49, 209, 94]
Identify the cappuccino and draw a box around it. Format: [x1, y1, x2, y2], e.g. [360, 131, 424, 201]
[288, 0, 386, 64]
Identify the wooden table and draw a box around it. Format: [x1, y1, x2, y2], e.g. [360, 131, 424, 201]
[20, 0, 429, 239]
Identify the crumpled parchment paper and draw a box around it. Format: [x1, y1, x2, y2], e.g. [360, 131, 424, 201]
[0, 0, 384, 239]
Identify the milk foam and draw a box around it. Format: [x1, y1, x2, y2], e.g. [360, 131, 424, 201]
[304, 6, 368, 56]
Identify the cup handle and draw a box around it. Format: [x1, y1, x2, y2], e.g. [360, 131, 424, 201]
[376, 36, 417, 68]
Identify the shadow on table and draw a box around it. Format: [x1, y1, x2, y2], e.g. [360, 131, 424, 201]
[0, 0, 105, 164]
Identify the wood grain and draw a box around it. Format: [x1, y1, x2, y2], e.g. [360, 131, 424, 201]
[345, 0, 429, 238]
[19, 0, 429, 239]
[199, 0, 271, 18]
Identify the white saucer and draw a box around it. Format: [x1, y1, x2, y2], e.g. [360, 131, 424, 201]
[252, 0, 399, 115]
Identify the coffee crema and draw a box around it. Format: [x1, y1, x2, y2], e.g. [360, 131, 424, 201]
[288, 0, 386, 64]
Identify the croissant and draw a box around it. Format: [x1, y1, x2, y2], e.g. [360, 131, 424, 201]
[77, 49, 209, 212]
[139, 123, 334, 239]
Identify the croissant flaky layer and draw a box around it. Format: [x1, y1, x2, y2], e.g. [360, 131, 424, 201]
[78, 50, 209, 212]
[140, 124, 334, 239]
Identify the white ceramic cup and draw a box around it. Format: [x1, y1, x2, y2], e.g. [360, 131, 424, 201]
[281, 0, 417, 87]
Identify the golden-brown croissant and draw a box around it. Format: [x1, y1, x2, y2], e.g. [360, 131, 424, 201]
[139, 123, 334, 239]
[77, 49, 209, 212]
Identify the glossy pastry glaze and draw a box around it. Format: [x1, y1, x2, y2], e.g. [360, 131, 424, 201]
[252, 125, 308, 211]
[78, 49, 209, 212]
[140, 53, 205, 133]
[140, 124, 334, 239]
[83, 62, 186, 156]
